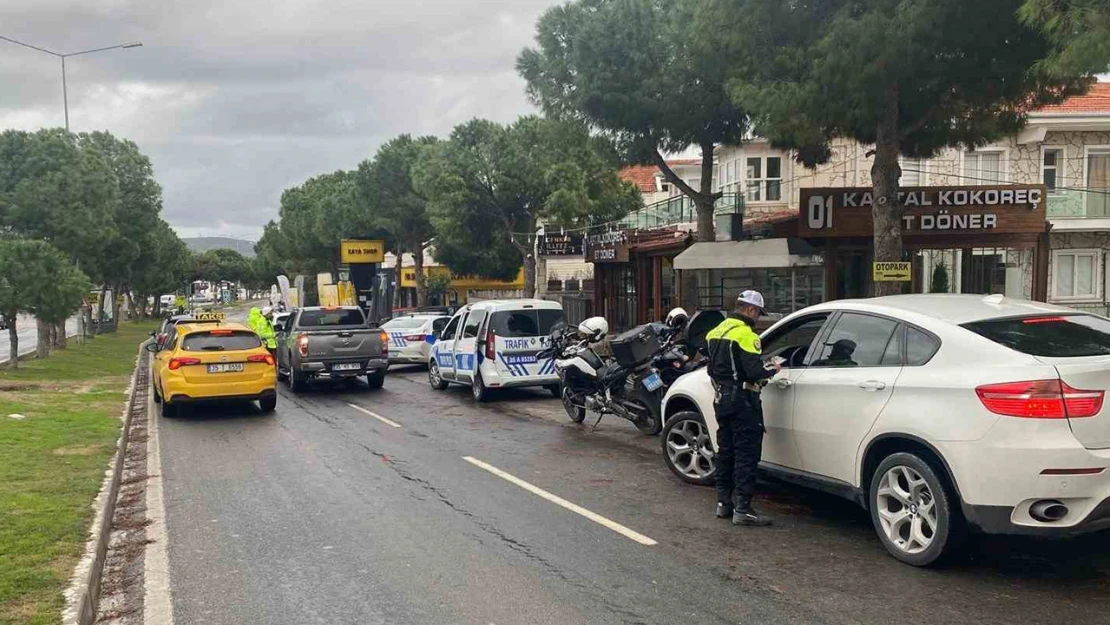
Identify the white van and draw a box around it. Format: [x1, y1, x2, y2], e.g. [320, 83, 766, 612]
[427, 299, 565, 401]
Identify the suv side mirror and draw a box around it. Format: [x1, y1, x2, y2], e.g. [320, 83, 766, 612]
[144, 342, 159, 353]
[431, 329, 441, 340]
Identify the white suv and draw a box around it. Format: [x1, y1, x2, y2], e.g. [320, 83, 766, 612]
[661, 294, 1110, 566]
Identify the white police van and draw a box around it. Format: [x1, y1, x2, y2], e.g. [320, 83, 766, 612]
[427, 299, 565, 401]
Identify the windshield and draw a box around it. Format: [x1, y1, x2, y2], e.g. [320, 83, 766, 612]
[383, 317, 430, 330]
[962, 314, 1110, 357]
[489, 309, 566, 338]
[297, 309, 366, 327]
[181, 331, 262, 352]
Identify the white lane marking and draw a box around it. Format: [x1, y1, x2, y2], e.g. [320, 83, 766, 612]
[346, 403, 402, 428]
[145, 383, 175, 625]
[462, 456, 657, 546]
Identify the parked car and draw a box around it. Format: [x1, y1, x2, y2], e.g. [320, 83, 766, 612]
[660, 294, 1110, 566]
[274, 306, 389, 391]
[428, 299, 565, 401]
[382, 314, 450, 366]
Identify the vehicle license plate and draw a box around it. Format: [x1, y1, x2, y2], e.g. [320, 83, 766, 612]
[207, 363, 243, 373]
[333, 362, 361, 371]
[642, 372, 663, 392]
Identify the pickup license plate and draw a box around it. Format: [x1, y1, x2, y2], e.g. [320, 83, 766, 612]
[333, 363, 361, 371]
[207, 363, 244, 374]
[642, 372, 663, 392]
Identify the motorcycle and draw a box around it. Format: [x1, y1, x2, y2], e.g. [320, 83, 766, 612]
[540, 319, 665, 435]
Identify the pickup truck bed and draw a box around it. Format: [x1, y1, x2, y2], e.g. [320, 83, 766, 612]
[276, 306, 388, 392]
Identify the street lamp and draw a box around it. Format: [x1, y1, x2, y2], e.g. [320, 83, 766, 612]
[0, 35, 143, 131]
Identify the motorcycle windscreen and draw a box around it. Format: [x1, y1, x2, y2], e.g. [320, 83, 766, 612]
[684, 310, 727, 354]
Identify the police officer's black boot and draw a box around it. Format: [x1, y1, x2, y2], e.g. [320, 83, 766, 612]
[732, 496, 772, 527]
[715, 502, 733, 519]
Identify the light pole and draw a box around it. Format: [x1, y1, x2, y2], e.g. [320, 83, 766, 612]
[0, 35, 142, 131]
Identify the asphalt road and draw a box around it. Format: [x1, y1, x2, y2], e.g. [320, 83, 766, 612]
[0, 315, 79, 364]
[155, 361, 1110, 625]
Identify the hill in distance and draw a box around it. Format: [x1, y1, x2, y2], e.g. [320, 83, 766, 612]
[183, 237, 256, 257]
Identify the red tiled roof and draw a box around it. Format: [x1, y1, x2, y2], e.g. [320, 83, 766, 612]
[618, 160, 704, 193]
[618, 165, 659, 193]
[1036, 83, 1110, 114]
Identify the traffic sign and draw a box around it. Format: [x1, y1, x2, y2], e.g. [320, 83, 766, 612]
[873, 262, 911, 282]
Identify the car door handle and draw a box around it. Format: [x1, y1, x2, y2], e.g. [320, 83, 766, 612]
[774, 378, 793, 389]
[859, 380, 886, 391]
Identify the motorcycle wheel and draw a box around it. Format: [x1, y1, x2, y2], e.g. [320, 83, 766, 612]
[630, 389, 663, 436]
[561, 385, 586, 423]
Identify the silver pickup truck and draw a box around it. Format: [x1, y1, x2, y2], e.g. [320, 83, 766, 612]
[275, 306, 389, 392]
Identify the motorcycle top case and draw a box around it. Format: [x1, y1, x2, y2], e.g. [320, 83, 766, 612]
[609, 324, 661, 368]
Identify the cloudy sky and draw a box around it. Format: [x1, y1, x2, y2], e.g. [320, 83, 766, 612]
[0, 0, 562, 240]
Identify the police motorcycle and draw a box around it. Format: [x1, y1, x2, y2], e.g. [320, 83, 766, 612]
[539, 317, 666, 435]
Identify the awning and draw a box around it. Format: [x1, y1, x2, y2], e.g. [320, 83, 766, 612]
[673, 239, 822, 271]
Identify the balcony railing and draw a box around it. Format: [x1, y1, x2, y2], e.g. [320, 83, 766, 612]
[1047, 189, 1110, 219]
[615, 193, 744, 230]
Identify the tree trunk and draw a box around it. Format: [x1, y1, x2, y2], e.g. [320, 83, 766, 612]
[413, 242, 428, 309]
[35, 318, 50, 358]
[95, 286, 108, 335]
[523, 254, 536, 299]
[695, 141, 717, 242]
[393, 249, 404, 309]
[125, 290, 136, 321]
[83, 303, 94, 340]
[871, 84, 905, 297]
[110, 285, 122, 332]
[8, 322, 18, 369]
[53, 320, 67, 349]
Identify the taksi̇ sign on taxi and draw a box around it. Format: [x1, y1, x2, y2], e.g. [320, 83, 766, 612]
[873, 262, 911, 282]
[340, 239, 385, 264]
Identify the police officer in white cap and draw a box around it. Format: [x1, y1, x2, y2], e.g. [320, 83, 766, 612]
[704, 290, 780, 526]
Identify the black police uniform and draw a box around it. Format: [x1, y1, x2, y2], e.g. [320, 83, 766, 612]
[705, 313, 776, 525]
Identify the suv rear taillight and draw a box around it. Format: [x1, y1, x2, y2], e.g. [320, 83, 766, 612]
[485, 328, 495, 360]
[297, 334, 309, 358]
[975, 379, 1104, 418]
[379, 330, 389, 355]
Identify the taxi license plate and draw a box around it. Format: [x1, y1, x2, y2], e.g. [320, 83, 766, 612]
[333, 363, 361, 371]
[642, 372, 663, 392]
[207, 363, 243, 374]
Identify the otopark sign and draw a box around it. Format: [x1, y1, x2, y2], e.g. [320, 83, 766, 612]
[798, 185, 1047, 237]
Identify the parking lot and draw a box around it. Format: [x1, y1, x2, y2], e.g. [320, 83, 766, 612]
[149, 362, 1110, 625]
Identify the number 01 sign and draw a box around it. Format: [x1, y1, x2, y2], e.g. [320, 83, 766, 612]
[807, 195, 833, 230]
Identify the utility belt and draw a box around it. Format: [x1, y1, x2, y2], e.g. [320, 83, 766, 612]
[712, 379, 763, 394]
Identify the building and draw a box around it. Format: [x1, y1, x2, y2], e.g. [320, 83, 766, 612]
[385, 250, 525, 309]
[702, 84, 1110, 310]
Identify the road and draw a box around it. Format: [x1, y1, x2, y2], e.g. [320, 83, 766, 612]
[0, 315, 79, 364]
[155, 365, 1110, 624]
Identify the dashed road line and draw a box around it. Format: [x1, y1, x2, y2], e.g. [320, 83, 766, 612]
[346, 403, 402, 428]
[462, 456, 657, 546]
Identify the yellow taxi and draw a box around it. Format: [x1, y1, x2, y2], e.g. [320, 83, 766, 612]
[148, 317, 278, 417]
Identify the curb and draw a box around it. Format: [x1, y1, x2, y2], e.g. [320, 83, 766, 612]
[62, 341, 150, 625]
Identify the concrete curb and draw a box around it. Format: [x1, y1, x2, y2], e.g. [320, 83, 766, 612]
[62, 341, 150, 625]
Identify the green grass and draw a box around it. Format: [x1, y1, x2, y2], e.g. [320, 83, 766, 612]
[0, 322, 154, 625]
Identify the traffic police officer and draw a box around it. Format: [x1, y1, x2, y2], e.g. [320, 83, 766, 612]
[705, 290, 779, 526]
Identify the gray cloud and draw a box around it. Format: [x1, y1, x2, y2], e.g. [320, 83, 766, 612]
[0, 0, 558, 239]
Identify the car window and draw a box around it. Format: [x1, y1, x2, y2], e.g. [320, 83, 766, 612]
[463, 310, 487, 339]
[440, 315, 462, 342]
[166, 332, 179, 351]
[432, 317, 449, 333]
[182, 331, 262, 352]
[761, 314, 829, 368]
[297, 309, 366, 327]
[813, 313, 899, 368]
[905, 327, 940, 365]
[383, 317, 428, 330]
[489, 309, 565, 337]
[880, 325, 904, 366]
[962, 314, 1110, 357]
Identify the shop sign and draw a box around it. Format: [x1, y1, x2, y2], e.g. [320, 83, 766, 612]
[585, 231, 630, 263]
[340, 239, 385, 264]
[538, 233, 583, 256]
[873, 262, 911, 282]
[799, 185, 1047, 238]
